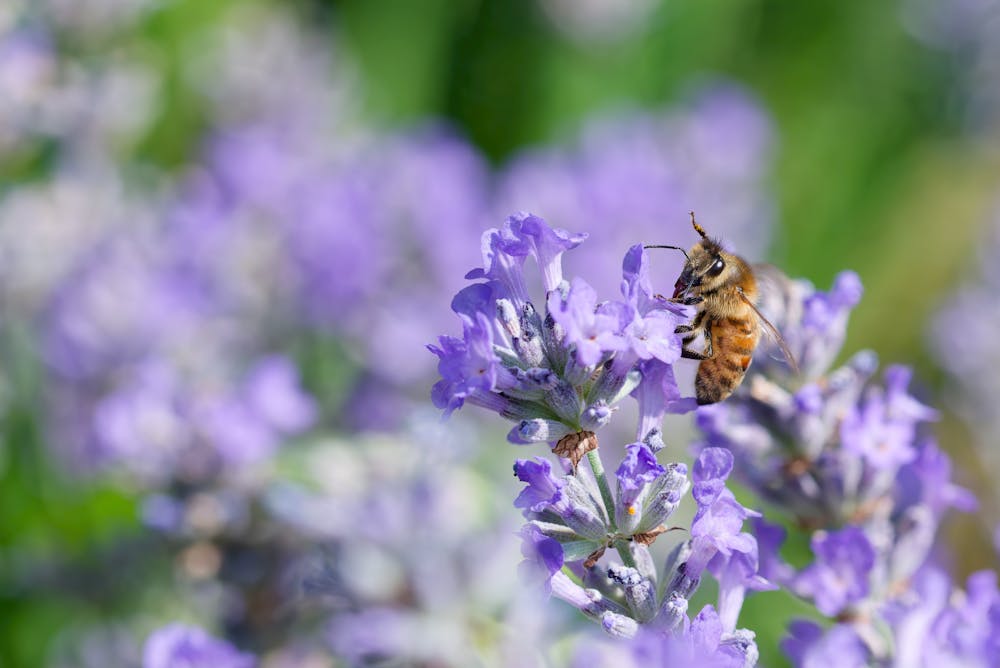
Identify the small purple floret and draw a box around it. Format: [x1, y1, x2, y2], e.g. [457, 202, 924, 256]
[514, 457, 569, 515]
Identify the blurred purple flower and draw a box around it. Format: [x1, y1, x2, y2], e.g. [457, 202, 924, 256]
[751, 518, 796, 584]
[143, 624, 255, 668]
[791, 565, 1000, 667]
[896, 439, 978, 518]
[241, 356, 317, 433]
[781, 621, 869, 668]
[793, 527, 875, 617]
[42, 235, 209, 381]
[840, 370, 924, 472]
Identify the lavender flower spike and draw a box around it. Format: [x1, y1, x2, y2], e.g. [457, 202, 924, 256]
[434, 217, 766, 658]
[690, 261, 986, 667]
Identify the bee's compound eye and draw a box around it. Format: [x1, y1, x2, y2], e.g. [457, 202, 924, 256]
[707, 257, 725, 277]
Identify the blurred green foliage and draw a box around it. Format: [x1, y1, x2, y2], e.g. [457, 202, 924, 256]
[3, 0, 999, 666]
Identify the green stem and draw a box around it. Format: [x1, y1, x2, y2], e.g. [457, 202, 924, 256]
[585, 449, 637, 569]
[586, 448, 615, 525]
[614, 539, 637, 569]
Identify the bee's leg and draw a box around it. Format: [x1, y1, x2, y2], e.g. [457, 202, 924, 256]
[676, 308, 705, 335]
[653, 294, 703, 306]
[680, 330, 711, 360]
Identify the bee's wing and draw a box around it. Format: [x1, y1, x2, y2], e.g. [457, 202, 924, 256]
[737, 287, 800, 375]
[750, 263, 797, 325]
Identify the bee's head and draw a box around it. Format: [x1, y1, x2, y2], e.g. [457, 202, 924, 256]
[670, 214, 742, 298]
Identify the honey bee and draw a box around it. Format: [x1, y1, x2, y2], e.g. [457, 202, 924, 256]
[647, 213, 797, 405]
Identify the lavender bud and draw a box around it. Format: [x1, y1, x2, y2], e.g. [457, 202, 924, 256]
[542, 289, 568, 369]
[563, 475, 612, 539]
[608, 564, 657, 622]
[887, 505, 935, 584]
[629, 542, 658, 584]
[543, 380, 583, 424]
[845, 348, 879, 377]
[722, 629, 760, 666]
[508, 418, 574, 444]
[496, 298, 522, 339]
[642, 425, 665, 453]
[507, 367, 559, 400]
[552, 572, 629, 619]
[615, 443, 666, 534]
[514, 301, 547, 367]
[582, 563, 618, 595]
[654, 590, 689, 632]
[563, 355, 601, 387]
[666, 560, 701, 600]
[637, 462, 689, 533]
[662, 539, 692, 588]
[467, 392, 549, 422]
[601, 611, 639, 639]
[587, 362, 641, 407]
[580, 401, 614, 431]
[530, 521, 605, 563]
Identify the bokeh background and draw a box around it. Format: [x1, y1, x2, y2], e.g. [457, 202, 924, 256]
[2, 0, 1000, 666]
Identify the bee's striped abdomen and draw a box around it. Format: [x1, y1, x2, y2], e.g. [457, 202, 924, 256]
[695, 316, 760, 405]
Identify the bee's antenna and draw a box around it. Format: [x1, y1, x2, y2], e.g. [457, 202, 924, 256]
[690, 211, 708, 239]
[644, 244, 689, 260]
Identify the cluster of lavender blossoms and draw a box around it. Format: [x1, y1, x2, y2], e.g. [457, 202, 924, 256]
[430, 214, 770, 663]
[693, 270, 990, 665]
